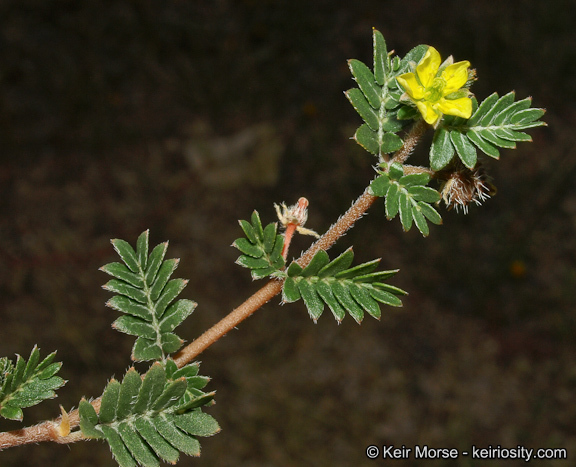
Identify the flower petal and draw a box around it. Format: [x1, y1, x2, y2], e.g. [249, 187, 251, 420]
[416, 46, 441, 88]
[438, 97, 473, 119]
[397, 73, 425, 99]
[416, 101, 441, 125]
[441, 61, 470, 94]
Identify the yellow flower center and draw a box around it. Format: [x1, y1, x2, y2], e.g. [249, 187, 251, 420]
[424, 77, 446, 103]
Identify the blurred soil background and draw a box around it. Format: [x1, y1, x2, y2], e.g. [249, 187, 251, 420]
[1, 1, 575, 466]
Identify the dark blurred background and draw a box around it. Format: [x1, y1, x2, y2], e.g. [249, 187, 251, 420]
[1, 1, 575, 466]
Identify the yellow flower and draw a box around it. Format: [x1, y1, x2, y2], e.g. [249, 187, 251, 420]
[397, 47, 472, 125]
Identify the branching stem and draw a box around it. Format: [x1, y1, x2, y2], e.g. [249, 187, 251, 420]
[173, 187, 378, 367]
[173, 119, 428, 365]
[0, 121, 427, 451]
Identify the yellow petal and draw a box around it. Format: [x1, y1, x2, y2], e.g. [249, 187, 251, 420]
[441, 60, 470, 94]
[396, 72, 425, 99]
[438, 97, 473, 119]
[416, 46, 441, 88]
[416, 101, 441, 125]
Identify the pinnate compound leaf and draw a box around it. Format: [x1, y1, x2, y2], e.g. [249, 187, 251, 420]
[437, 92, 545, 167]
[102, 231, 196, 361]
[79, 361, 218, 466]
[347, 30, 431, 158]
[282, 249, 405, 323]
[373, 166, 441, 236]
[0, 347, 65, 421]
[233, 210, 285, 279]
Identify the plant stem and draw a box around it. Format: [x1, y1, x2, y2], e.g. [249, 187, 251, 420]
[0, 120, 427, 451]
[174, 120, 428, 366]
[173, 188, 378, 367]
[391, 119, 428, 165]
[0, 412, 86, 450]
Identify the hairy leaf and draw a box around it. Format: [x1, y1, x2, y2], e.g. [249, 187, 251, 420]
[346, 30, 430, 158]
[0, 347, 65, 421]
[102, 231, 196, 361]
[283, 250, 405, 323]
[79, 361, 217, 467]
[233, 210, 285, 279]
[372, 167, 442, 236]
[437, 92, 545, 168]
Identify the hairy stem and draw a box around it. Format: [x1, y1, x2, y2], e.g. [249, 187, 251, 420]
[173, 119, 428, 366]
[0, 410, 88, 450]
[173, 188, 378, 367]
[0, 121, 427, 451]
[391, 119, 428, 165]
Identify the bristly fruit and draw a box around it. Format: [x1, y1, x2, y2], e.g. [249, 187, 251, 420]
[437, 162, 496, 213]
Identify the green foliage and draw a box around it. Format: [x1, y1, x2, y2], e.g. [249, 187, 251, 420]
[370, 162, 442, 236]
[431, 92, 546, 170]
[0, 346, 65, 421]
[233, 210, 285, 279]
[281, 248, 406, 323]
[101, 230, 196, 362]
[79, 361, 218, 467]
[348, 31, 545, 177]
[346, 29, 427, 158]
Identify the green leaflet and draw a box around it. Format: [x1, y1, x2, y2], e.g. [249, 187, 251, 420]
[430, 128, 455, 171]
[348, 59, 381, 109]
[233, 210, 285, 280]
[0, 346, 65, 421]
[101, 230, 196, 362]
[282, 249, 406, 323]
[434, 92, 545, 169]
[369, 164, 442, 236]
[79, 361, 218, 467]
